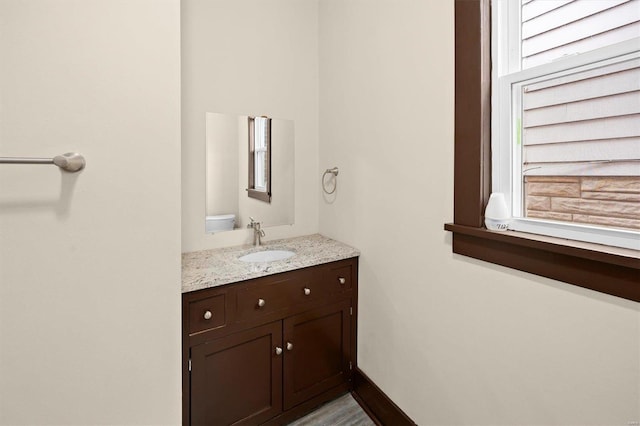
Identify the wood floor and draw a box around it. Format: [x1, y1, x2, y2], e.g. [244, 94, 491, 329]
[286, 393, 375, 426]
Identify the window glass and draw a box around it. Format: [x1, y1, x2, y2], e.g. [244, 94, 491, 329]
[521, 0, 640, 68]
[492, 0, 640, 249]
[254, 117, 268, 191]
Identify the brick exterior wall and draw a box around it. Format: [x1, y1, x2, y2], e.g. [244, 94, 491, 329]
[524, 176, 640, 230]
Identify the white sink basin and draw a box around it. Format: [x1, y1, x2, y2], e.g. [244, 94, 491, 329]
[238, 250, 295, 263]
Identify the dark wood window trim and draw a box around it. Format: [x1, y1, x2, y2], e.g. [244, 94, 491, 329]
[248, 116, 272, 203]
[445, 0, 639, 302]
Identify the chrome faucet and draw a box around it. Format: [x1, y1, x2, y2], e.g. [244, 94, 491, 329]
[248, 217, 265, 247]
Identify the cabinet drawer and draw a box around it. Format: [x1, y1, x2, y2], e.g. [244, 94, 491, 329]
[326, 262, 353, 293]
[236, 271, 320, 322]
[236, 277, 296, 322]
[188, 293, 227, 334]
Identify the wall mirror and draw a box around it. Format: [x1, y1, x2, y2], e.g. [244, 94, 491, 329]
[205, 112, 294, 234]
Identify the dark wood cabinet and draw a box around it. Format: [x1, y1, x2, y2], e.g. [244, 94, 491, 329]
[283, 300, 351, 410]
[191, 321, 283, 426]
[182, 258, 358, 426]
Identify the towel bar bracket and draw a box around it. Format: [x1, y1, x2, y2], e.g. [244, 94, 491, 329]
[0, 152, 85, 173]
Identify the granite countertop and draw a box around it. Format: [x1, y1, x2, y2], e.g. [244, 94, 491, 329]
[181, 234, 360, 293]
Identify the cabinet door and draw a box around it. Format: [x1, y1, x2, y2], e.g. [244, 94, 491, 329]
[191, 321, 283, 426]
[283, 299, 351, 410]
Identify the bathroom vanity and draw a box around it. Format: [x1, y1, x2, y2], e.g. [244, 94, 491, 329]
[182, 235, 359, 426]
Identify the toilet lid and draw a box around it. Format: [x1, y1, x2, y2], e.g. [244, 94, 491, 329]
[206, 214, 236, 221]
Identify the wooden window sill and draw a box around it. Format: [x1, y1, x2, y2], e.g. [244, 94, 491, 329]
[444, 223, 639, 302]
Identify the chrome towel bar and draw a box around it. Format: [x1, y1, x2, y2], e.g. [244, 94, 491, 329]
[0, 152, 85, 172]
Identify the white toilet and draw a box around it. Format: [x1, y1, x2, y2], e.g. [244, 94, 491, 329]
[206, 214, 236, 233]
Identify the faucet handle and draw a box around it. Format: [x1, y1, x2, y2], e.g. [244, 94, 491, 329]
[248, 217, 265, 246]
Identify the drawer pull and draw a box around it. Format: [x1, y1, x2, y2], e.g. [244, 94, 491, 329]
[286, 342, 293, 351]
[257, 298, 266, 308]
[203, 310, 213, 320]
[338, 277, 346, 285]
[303, 287, 311, 296]
[275, 346, 283, 355]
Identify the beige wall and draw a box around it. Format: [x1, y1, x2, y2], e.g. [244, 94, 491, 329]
[318, 1, 640, 425]
[206, 113, 240, 218]
[0, 1, 181, 424]
[181, 0, 320, 252]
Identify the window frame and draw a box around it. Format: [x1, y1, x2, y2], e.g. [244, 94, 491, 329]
[445, 0, 639, 302]
[247, 116, 272, 203]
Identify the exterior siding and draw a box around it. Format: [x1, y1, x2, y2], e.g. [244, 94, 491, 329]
[521, 0, 640, 68]
[522, 60, 640, 177]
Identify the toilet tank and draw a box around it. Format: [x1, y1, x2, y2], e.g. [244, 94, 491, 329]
[205, 214, 236, 233]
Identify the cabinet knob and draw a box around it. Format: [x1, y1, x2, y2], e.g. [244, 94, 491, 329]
[257, 298, 266, 308]
[286, 342, 293, 351]
[203, 310, 213, 320]
[338, 277, 346, 285]
[275, 346, 283, 355]
[303, 287, 311, 296]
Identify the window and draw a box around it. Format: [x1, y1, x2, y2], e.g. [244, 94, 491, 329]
[492, 0, 640, 250]
[248, 116, 271, 203]
[446, 0, 639, 302]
